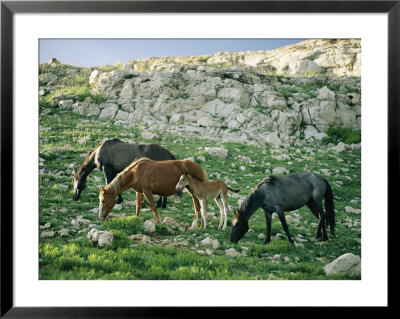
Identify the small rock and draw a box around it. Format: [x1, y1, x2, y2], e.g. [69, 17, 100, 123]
[272, 167, 289, 175]
[58, 228, 70, 237]
[71, 219, 80, 227]
[141, 131, 159, 140]
[142, 220, 157, 233]
[332, 142, 347, 153]
[162, 217, 180, 229]
[129, 234, 152, 244]
[40, 222, 52, 230]
[77, 216, 91, 224]
[87, 228, 115, 248]
[257, 233, 266, 240]
[345, 206, 361, 214]
[204, 147, 228, 158]
[225, 248, 240, 257]
[40, 230, 55, 238]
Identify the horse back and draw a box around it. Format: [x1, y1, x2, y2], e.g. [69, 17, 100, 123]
[97, 140, 176, 172]
[139, 144, 176, 161]
[261, 172, 325, 211]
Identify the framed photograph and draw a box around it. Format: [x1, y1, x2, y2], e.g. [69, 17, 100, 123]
[1, 0, 396, 316]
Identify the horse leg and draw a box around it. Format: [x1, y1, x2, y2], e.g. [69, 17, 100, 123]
[103, 167, 123, 204]
[161, 196, 167, 209]
[135, 192, 143, 217]
[307, 201, 322, 240]
[214, 197, 225, 230]
[276, 210, 294, 244]
[143, 190, 161, 224]
[155, 196, 167, 208]
[220, 195, 229, 231]
[262, 207, 272, 244]
[156, 197, 162, 208]
[200, 199, 208, 228]
[186, 186, 202, 229]
[315, 203, 328, 242]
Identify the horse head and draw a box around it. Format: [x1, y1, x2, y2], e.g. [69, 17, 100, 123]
[230, 209, 249, 243]
[98, 186, 116, 220]
[72, 172, 86, 201]
[175, 174, 189, 191]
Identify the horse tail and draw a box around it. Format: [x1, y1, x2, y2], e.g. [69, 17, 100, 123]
[227, 186, 240, 193]
[323, 178, 335, 236]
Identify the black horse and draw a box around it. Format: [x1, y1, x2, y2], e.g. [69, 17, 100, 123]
[72, 138, 179, 207]
[230, 172, 335, 244]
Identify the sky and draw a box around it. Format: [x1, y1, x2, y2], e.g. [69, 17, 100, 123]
[39, 39, 307, 67]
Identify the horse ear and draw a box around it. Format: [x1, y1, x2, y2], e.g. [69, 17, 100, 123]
[99, 186, 105, 192]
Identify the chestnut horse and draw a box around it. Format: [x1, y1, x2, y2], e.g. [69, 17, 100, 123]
[98, 158, 208, 225]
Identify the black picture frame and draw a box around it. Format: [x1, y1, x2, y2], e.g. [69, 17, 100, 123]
[1, 1, 396, 317]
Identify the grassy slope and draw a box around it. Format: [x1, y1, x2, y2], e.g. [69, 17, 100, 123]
[39, 104, 361, 280]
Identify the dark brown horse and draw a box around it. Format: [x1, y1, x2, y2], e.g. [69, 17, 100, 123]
[72, 138, 179, 207]
[99, 158, 208, 225]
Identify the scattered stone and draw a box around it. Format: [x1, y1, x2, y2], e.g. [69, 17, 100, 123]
[71, 219, 80, 227]
[162, 217, 180, 229]
[58, 228, 70, 237]
[142, 220, 157, 233]
[141, 131, 159, 140]
[40, 222, 52, 230]
[225, 248, 240, 257]
[332, 142, 347, 153]
[345, 206, 361, 214]
[272, 167, 289, 175]
[40, 230, 55, 238]
[87, 228, 115, 248]
[205, 147, 228, 158]
[129, 234, 152, 244]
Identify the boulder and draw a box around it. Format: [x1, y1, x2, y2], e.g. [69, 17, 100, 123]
[323, 253, 361, 277]
[73, 102, 101, 117]
[89, 69, 100, 85]
[58, 100, 74, 110]
[98, 103, 119, 120]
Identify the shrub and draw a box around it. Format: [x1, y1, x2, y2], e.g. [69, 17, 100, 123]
[322, 127, 361, 145]
[103, 216, 142, 234]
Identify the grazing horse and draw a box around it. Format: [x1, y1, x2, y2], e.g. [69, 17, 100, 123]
[176, 174, 240, 230]
[72, 138, 179, 207]
[230, 172, 335, 244]
[98, 158, 208, 224]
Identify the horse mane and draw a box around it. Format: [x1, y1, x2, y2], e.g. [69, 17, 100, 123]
[73, 141, 103, 179]
[105, 157, 152, 195]
[256, 175, 277, 188]
[238, 176, 275, 219]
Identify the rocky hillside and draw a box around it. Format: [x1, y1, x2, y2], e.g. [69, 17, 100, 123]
[124, 39, 361, 77]
[39, 39, 361, 147]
